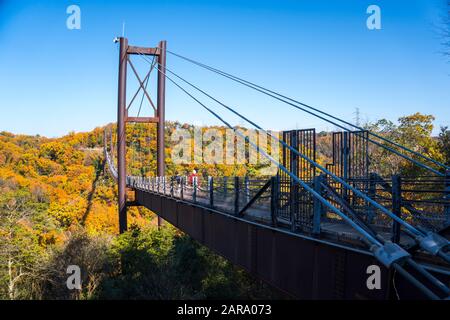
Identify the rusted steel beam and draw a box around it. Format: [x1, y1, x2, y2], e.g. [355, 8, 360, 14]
[132, 190, 396, 299]
[126, 116, 159, 123]
[117, 37, 128, 234]
[156, 40, 167, 228]
[127, 46, 160, 56]
[127, 58, 157, 112]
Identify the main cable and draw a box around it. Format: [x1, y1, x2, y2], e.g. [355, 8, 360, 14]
[140, 49, 450, 266]
[149, 60, 383, 248]
[167, 50, 448, 174]
[139, 54, 427, 239]
[144, 53, 450, 264]
[147, 59, 449, 299]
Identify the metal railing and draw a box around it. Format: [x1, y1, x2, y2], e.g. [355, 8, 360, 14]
[128, 175, 274, 222]
[126, 172, 449, 243]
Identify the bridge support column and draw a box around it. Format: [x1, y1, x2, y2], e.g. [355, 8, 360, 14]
[234, 177, 240, 215]
[290, 130, 299, 231]
[156, 40, 167, 228]
[115, 38, 167, 233]
[156, 40, 166, 176]
[342, 131, 349, 202]
[209, 177, 214, 207]
[117, 37, 128, 234]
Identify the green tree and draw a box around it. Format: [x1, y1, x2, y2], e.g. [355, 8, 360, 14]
[0, 190, 49, 299]
[367, 113, 443, 176]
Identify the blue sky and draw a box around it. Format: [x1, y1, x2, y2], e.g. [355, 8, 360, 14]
[0, 0, 449, 137]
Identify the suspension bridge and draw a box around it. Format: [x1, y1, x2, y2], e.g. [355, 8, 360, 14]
[104, 38, 450, 300]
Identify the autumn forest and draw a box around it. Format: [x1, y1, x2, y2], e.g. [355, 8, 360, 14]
[0, 113, 449, 299]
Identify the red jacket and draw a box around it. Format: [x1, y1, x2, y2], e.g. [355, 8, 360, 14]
[188, 173, 199, 186]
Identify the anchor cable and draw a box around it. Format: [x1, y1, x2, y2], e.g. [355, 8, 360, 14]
[166, 50, 448, 175]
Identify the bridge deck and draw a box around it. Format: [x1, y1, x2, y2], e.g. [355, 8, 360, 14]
[132, 184, 450, 299]
[153, 186, 418, 249]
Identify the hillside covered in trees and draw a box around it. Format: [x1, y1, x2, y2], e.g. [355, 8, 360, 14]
[0, 121, 283, 299]
[0, 113, 448, 299]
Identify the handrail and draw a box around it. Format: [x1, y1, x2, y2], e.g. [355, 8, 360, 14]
[128, 173, 450, 299]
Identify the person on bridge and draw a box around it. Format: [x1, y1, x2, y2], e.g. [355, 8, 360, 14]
[188, 169, 199, 187]
[174, 173, 182, 186]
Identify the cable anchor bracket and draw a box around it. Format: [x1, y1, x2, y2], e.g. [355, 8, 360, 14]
[371, 242, 411, 268]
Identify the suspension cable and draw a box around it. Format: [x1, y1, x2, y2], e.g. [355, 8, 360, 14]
[166, 50, 448, 175]
[138, 55, 428, 238]
[149, 62, 449, 299]
[145, 54, 450, 264]
[149, 61, 383, 247]
[126, 53, 450, 298]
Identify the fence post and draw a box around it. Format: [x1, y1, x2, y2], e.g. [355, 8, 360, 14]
[193, 177, 197, 203]
[342, 131, 349, 202]
[391, 175, 402, 244]
[313, 174, 324, 235]
[170, 177, 174, 197]
[180, 176, 184, 200]
[245, 176, 250, 203]
[209, 176, 214, 208]
[270, 176, 278, 227]
[163, 176, 166, 195]
[234, 177, 240, 215]
[223, 176, 228, 198]
[445, 170, 450, 226]
[156, 176, 160, 193]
